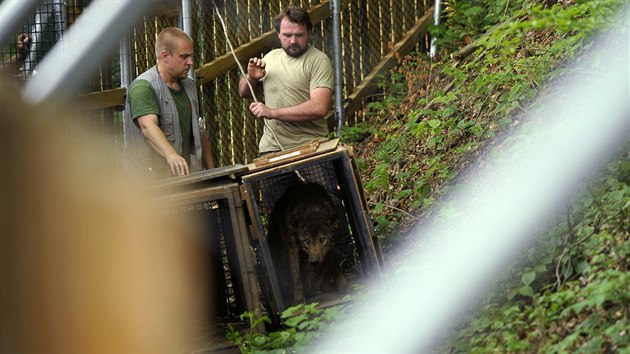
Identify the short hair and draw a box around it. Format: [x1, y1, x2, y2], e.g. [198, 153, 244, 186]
[155, 27, 192, 60]
[273, 6, 313, 34]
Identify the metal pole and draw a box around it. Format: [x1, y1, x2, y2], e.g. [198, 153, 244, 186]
[331, 0, 346, 136]
[119, 33, 132, 89]
[182, 0, 194, 78]
[430, 0, 442, 57]
[0, 0, 39, 48]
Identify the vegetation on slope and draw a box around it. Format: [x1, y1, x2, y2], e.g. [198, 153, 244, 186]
[348, 0, 628, 352]
[227, 0, 628, 352]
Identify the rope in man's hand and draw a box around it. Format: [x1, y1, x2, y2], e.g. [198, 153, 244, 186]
[211, 0, 290, 156]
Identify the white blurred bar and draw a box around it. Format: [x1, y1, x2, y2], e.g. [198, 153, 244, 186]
[22, 0, 155, 105]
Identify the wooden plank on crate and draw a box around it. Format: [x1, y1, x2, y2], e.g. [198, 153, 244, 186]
[340, 7, 434, 118]
[246, 138, 339, 172]
[195, 0, 341, 86]
[77, 87, 126, 111]
[149, 164, 248, 191]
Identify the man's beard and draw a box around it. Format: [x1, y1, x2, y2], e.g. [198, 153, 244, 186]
[284, 43, 308, 58]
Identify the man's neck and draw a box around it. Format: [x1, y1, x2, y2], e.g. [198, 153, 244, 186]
[156, 64, 181, 90]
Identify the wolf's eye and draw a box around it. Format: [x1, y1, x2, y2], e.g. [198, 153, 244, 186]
[303, 239, 310, 246]
[318, 237, 328, 245]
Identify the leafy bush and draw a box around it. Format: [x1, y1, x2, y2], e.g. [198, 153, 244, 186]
[226, 303, 345, 353]
[442, 156, 629, 353]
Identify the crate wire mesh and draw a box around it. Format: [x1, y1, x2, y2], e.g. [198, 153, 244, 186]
[240, 147, 382, 316]
[155, 182, 262, 329]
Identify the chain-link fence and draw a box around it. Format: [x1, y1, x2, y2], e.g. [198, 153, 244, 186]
[1, 0, 431, 166]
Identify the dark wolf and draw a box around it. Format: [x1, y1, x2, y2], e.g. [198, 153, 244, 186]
[267, 181, 348, 306]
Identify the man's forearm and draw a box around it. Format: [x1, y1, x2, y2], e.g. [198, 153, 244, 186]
[266, 99, 331, 122]
[238, 75, 260, 98]
[140, 121, 180, 159]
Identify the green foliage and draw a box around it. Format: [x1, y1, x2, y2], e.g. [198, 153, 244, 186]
[234, 0, 629, 351]
[339, 123, 373, 143]
[226, 303, 345, 354]
[430, 0, 526, 52]
[350, 0, 629, 351]
[360, 0, 627, 241]
[442, 155, 630, 353]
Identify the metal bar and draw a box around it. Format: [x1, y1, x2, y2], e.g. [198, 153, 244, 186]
[119, 33, 132, 88]
[430, 0, 441, 57]
[0, 0, 39, 48]
[339, 152, 381, 275]
[331, 0, 346, 135]
[182, 0, 194, 77]
[22, 0, 154, 105]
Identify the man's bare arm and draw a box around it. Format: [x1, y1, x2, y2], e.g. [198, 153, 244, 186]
[238, 75, 262, 98]
[248, 87, 332, 122]
[238, 58, 265, 98]
[136, 114, 189, 176]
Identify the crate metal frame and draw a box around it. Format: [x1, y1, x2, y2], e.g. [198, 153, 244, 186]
[239, 146, 382, 315]
[156, 181, 261, 319]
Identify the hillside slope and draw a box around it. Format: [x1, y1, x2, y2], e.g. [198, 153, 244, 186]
[346, 0, 628, 351]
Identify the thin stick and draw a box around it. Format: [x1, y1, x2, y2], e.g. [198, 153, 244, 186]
[211, 0, 294, 161]
[211, 0, 258, 102]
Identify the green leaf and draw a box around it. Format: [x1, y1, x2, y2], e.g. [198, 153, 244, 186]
[521, 271, 536, 286]
[518, 286, 534, 297]
[254, 335, 267, 346]
[428, 119, 442, 128]
[575, 260, 590, 274]
[397, 189, 413, 199]
[284, 314, 307, 328]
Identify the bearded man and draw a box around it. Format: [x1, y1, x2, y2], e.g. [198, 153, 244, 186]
[238, 6, 334, 154]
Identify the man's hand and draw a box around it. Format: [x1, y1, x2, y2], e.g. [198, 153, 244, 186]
[165, 152, 190, 176]
[17, 34, 30, 58]
[137, 114, 190, 176]
[4, 33, 30, 67]
[249, 101, 273, 119]
[246, 57, 266, 80]
[238, 57, 265, 98]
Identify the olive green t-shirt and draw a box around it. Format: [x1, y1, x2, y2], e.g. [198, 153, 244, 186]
[258, 46, 334, 153]
[129, 80, 193, 163]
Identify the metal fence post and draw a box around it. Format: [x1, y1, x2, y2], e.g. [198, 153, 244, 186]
[332, 0, 345, 136]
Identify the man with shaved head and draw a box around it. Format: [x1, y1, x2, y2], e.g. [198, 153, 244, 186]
[124, 27, 215, 177]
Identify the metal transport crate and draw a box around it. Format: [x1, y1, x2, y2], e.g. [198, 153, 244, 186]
[149, 141, 383, 332]
[152, 166, 261, 327]
[239, 143, 383, 317]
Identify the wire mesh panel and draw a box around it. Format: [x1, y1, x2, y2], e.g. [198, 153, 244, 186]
[240, 147, 382, 317]
[153, 181, 262, 328]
